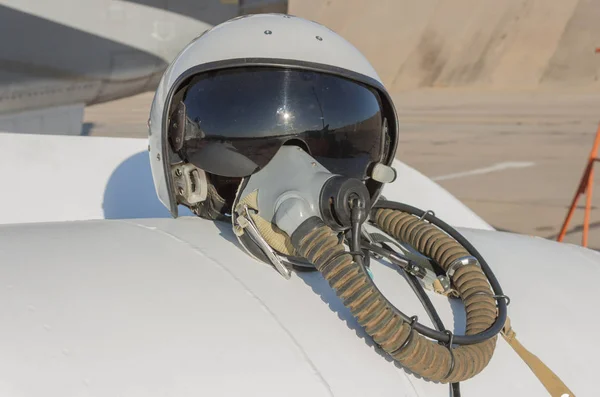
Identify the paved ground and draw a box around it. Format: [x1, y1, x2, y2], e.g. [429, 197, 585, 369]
[85, 90, 600, 249]
[392, 90, 600, 249]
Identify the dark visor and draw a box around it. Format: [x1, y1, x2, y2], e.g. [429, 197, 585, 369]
[169, 67, 387, 179]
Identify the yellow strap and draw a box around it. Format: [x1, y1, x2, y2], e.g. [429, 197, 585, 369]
[235, 190, 296, 256]
[502, 318, 575, 397]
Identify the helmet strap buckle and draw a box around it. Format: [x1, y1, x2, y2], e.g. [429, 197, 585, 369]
[235, 204, 292, 279]
[171, 163, 208, 206]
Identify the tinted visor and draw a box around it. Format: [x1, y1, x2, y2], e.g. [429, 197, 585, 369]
[170, 67, 387, 179]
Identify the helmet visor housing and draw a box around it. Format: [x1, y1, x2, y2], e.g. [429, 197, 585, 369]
[169, 67, 391, 191]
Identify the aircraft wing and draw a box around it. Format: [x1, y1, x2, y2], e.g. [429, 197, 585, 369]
[0, 1, 287, 136]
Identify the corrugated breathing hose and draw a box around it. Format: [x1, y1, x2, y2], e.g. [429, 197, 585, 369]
[290, 203, 502, 383]
[372, 200, 508, 345]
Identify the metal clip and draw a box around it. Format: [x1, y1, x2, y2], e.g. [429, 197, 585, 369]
[237, 205, 291, 279]
[446, 255, 479, 278]
[436, 275, 452, 292]
[494, 294, 511, 306]
[419, 210, 435, 221]
[390, 316, 419, 356]
[472, 292, 511, 306]
[441, 330, 456, 381]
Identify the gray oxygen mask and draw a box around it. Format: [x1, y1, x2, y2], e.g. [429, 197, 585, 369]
[231, 145, 371, 277]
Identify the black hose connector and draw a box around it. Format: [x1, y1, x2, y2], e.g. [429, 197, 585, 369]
[320, 176, 370, 231]
[291, 216, 326, 249]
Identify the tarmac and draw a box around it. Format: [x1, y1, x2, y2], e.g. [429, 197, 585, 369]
[85, 89, 600, 249]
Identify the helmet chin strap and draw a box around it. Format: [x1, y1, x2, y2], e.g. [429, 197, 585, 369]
[231, 178, 295, 279]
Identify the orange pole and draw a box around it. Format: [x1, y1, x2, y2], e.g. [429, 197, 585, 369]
[589, 125, 600, 160]
[557, 123, 600, 243]
[583, 125, 600, 246]
[583, 167, 594, 247]
[557, 164, 590, 242]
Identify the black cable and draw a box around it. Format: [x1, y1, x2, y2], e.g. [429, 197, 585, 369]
[451, 382, 462, 397]
[363, 242, 427, 279]
[350, 198, 368, 268]
[351, 222, 362, 264]
[362, 241, 445, 331]
[370, 200, 508, 346]
[403, 268, 445, 330]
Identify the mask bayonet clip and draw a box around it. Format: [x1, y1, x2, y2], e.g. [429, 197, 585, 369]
[236, 205, 292, 279]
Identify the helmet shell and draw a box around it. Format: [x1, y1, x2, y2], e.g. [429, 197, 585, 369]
[149, 13, 398, 217]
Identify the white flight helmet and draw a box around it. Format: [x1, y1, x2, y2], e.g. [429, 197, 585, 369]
[148, 13, 398, 219]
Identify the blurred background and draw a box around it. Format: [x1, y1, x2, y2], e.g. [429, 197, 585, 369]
[2, 0, 600, 248]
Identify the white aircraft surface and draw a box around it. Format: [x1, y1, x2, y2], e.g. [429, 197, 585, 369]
[0, 0, 286, 135]
[0, 131, 597, 396]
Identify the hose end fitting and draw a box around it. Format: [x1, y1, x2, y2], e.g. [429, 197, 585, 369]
[290, 216, 327, 252]
[320, 176, 370, 231]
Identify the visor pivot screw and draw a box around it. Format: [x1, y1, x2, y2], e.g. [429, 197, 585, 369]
[175, 168, 182, 177]
[316, 36, 323, 41]
[156, 153, 161, 161]
[264, 30, 272, 35]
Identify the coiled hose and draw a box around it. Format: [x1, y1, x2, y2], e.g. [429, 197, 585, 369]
[291, 210, 499, 383]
